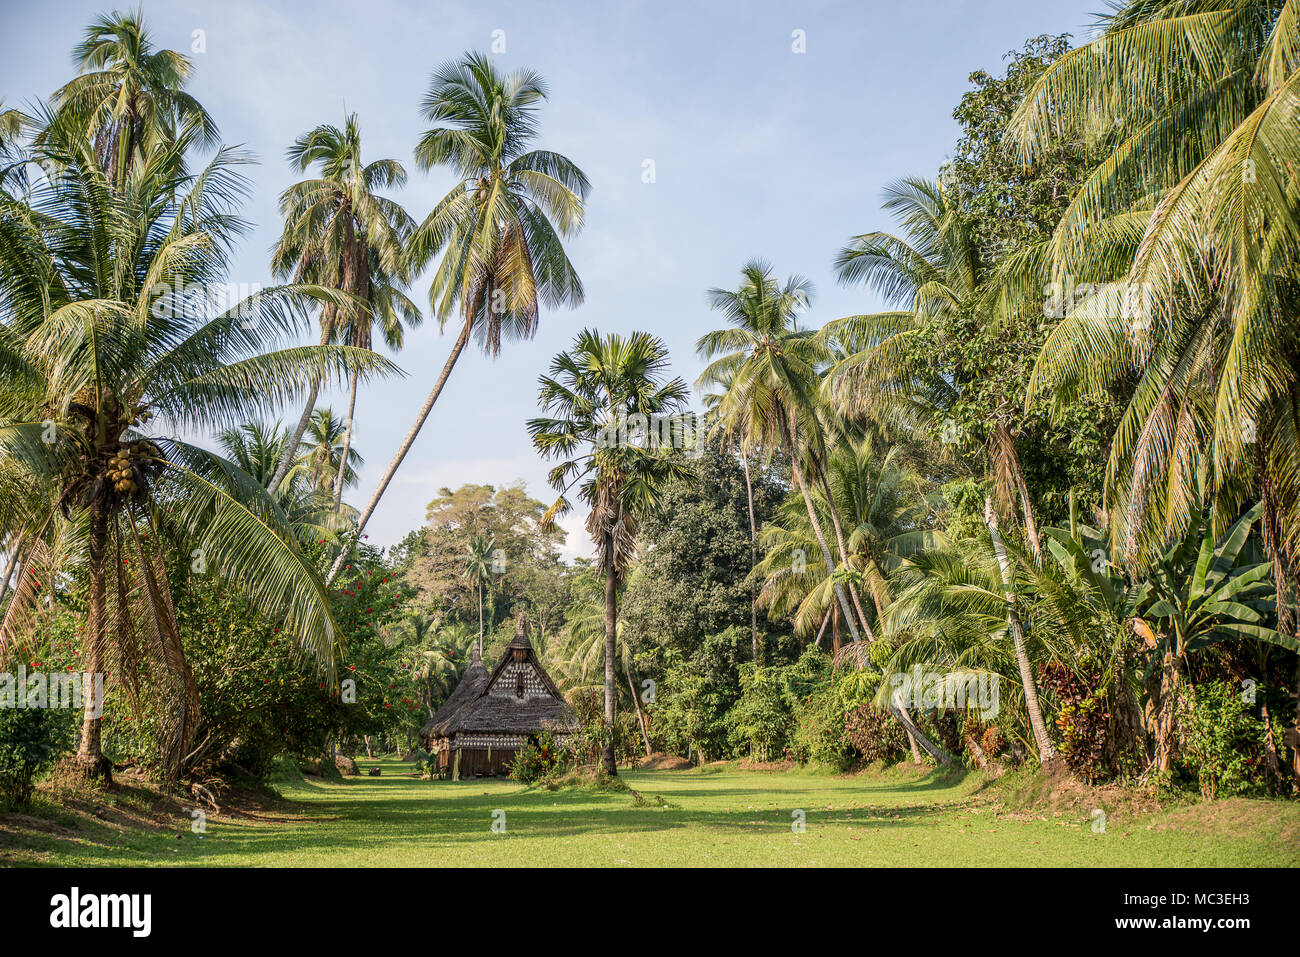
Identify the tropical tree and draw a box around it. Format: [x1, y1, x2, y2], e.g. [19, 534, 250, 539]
[47, 9, 217, 185]
[299, 407, 362, 495]
[335, 52, 589, 580]
[1008, 0, 1300, 619]
[696, 260, 870, 641]
[528, 329, 690, 774]
[216, 420, 346, 540]
[268, 113, 414, 493]
[0, 116, 394, 781]
[459, 533, 497, 655]
[550, 571, 652, 756]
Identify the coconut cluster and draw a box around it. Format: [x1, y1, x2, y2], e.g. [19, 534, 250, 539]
[105, 439, 161, 497]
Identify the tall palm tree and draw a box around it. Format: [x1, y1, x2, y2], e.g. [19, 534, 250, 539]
[528, 330, 690, 774]
[329, 247, 420, 512]
[0, 118, 393, 781]
[696, 260, 869, 641]
[1008, 0, 1300, 610]
[334, 52, 589, 582]
[268, 113, 414, 493]
[459, 533, 496, 655]
[702, 373, 762, 661]
[48, 9, 217, 185]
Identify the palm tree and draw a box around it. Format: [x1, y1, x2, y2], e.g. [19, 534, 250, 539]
[268, 113, 414, 493]
[696, 260, 870, 641]
[299, 407, 363, 495]
[550, 573, 652, 756]
[528, 330, 690, 774]
[754, 441, 943, 646]
[215, 420, 345, 541]
[48, 9, 217, 185]
[333, 52, 589, 582]
[459, 533, 497, 655]
[0, 116, 393, 781]
[1007, 0, 1300, 615]
[330, 247, 420, 512]
[702, 373, 762, 661]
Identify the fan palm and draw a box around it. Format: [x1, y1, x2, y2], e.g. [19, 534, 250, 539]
[528, 329, 690, 774]
[268, 113, 415, 494]
[550, 572, 653, 755]
[0, 117, 394, 781]
[336, 52, 589, 580]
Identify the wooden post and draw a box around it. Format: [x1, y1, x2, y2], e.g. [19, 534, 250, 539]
[452, 748, 461, 782]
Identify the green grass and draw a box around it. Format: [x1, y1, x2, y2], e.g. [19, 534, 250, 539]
[6, 759, 1299, 867]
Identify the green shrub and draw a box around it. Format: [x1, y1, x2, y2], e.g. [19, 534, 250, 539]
[509, 731, 569, 784]
[1178, 680, 1268, 798]
[843, 703, 907, 764]
[0, 703, 77, 809]
[726, 666, 794, 761]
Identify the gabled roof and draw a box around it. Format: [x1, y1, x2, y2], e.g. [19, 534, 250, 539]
[422, 615, 579, 739]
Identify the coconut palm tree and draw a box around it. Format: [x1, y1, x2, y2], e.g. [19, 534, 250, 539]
[299, 407, 362, 495]
[329, 247, 420, 512]
[48, 9, 217, 185]
[696, 260, 870, 640]
[1008, 0, 1300, 608]
[528, 329, 690, 774]
[702, 373, 762, 661]
[0, 117, 394, 782]
[268, 113, 414, 493]
[334, 52, 589, 582]
[458, 533, 497, 656]
[215, 420, 346, 541]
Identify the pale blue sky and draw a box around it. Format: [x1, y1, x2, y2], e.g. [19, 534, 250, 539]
[1, 0, 1101, 558]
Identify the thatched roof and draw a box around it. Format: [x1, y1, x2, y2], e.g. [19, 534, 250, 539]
[422, 643, 489, 738]
[422, 616, 579, 740]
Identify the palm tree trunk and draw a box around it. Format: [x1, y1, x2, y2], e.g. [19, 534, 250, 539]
[476, 581, 483, 657]
[601, 533, 619, 776]
[73, 504, 111, 782]
[327, 322, 472, 585]
[331, 369, 360, 511]
[740, 448, 759, 663]
[270, 314, 336, 493]
[791, 461, 861, 641]
[817, 469, 875, 639]
[0, 532, 25, 604]
[625, 665, 652, 756]
[984, 495, 1056, 764]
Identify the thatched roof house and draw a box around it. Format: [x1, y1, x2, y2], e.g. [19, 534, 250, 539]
[421, 615, 579, 778]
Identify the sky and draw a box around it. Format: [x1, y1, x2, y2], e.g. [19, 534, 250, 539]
[0, 0, 1103, 559]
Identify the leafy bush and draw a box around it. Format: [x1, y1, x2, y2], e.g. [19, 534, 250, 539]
[1178, 681, 1268, 798]
[510, 731, 569, 784]
[844, 703, 907, 764]
[0, 703, 77, 809]
[727, 666, 794, 761]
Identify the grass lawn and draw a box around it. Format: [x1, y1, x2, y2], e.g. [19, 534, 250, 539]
[5, 759, 1299, 867]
